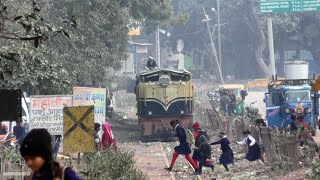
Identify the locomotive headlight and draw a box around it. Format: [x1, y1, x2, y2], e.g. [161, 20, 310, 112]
[285, 109, 290, 113]
[181, 110, 184, 114]
[159, 74, 170, 87]
[148, 111, 152, 115]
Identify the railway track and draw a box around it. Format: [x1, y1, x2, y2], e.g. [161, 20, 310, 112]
[121, 141, 204, 180]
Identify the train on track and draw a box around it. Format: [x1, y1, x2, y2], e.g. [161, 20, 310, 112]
[135, 69, 194, 137]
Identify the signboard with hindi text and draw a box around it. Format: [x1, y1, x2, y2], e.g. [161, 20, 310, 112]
[72, 87, 106, 124]
[63, 106, 94, 153]
[29, 95, 72, 135]
[260, 0, 320, 13]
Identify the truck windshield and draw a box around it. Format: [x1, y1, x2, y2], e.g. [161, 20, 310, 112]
[285, 90, 310, 103]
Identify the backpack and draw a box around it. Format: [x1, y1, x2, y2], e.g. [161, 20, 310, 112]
[184, 128, 195, 145]
[195, 130, 210, 147]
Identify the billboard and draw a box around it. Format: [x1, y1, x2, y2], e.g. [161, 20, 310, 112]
[29, 95, 72, 135]
[73, 87, 106, 124]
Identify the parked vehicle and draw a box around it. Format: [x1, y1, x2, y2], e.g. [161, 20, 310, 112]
[265, 60, 318, 136]
[218, 84, 247, 115]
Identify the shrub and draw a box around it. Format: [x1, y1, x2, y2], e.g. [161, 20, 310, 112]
[80, 149, 148, 180]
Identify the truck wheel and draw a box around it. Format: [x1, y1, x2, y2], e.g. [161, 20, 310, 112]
[311, 129, 316, 136]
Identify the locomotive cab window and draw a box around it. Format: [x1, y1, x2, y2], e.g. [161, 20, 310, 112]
[171, 73, 190, 81]
[140, 74, 159, 82]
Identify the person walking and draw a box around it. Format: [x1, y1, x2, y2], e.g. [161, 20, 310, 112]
[195, 135, 214, 175]
[165, 120, 198, 172]
[210, 132, 234, 171]
[237, 130, 261, 162]
[191, 122, 210, 167]
[101, 122, 117, 151]
[21, 129, 81, 180]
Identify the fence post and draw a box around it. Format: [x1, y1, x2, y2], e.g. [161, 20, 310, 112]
[260, 127, 271, 162]
[269, 127, 279, 160]
[286, 135, 299, 170]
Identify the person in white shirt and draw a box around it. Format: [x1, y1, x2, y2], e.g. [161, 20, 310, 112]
[237, 130, 261, 161]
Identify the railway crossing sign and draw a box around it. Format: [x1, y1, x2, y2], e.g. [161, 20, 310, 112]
[260, 0, 320, 13]
[63, 106, 94, 154]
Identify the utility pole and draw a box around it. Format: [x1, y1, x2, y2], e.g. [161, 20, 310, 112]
[267, 17, 276, 77]
[203, 6, 224, 84]
[217, 0, 222, 70]
[156, 26, 161, 68]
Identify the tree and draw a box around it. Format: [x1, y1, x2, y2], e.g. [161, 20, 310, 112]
[0, 0, 173, 94]
[0, 0, 75, 94]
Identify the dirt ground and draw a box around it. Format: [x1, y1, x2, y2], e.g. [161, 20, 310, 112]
[108, 111, 310, 180]
[109, 88, 312, 180]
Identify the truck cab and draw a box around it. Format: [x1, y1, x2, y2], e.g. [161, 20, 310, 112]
[265, 79, 317, 134]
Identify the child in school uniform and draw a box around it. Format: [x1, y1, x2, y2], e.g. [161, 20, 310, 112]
[195, 135, 214, 174]
[237, 129, 261, 162]
[210, 132, 234, 171]
[165, 120, 198, 172]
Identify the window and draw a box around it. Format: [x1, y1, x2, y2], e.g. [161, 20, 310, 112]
[266, 93, 280, 106]
[285, 90, 310, 103]
[171, 73, 190, 81]
[140, 74, 159, 82]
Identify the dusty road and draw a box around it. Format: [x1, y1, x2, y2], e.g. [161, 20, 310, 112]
[245, 91, 266, 118]
[110, 88, 312, 180]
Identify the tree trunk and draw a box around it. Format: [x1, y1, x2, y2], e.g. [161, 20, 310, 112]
[255, 27, 269, 78]
[244, 0, 269, 78]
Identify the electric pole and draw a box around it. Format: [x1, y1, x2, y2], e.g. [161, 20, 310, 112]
[156, 26, 161, 68]
[217, 0, 222, 70]
[203, 6, 224, 84]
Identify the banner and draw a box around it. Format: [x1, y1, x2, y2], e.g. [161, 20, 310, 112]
[73, 87, 106, 124]
[29, 95, 72, 135]
[63, 106, 94, 154]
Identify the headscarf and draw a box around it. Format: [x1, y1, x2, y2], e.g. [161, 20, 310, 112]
[192, 122, 201, 130]
[101, 122, 117, 151]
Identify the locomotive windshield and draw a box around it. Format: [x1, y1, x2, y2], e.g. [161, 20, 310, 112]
[140, 73, 159, 82]
[171, 73, 190, 81]
[285, 90, 310, 103]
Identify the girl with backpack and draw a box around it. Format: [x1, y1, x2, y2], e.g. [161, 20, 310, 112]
[195, 135, 214, 175]
[191, 122, 210, 167]
[21, 129, 81, 180]
[165, 120, 198, 172]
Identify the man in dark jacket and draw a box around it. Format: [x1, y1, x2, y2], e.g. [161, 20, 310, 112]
[146, 56, 157, 70]
[165, 120, 198, 172]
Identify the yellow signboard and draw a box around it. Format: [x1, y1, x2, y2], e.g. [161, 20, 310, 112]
[313, 75, 320, 91]
[63, 106, 94, 154]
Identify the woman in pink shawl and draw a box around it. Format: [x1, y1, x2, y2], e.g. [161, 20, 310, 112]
[101, 122, 117, 151]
